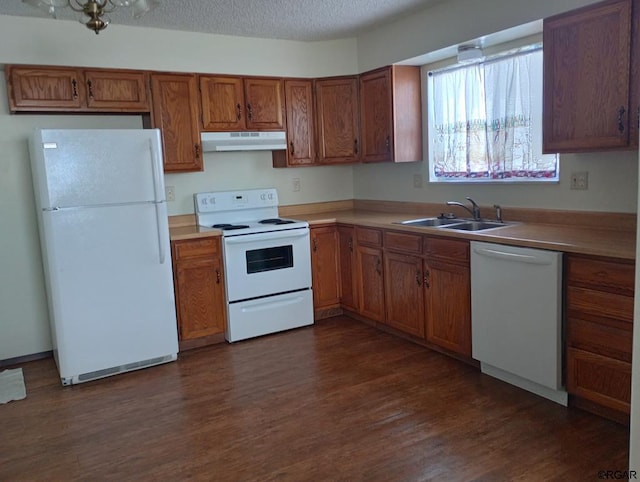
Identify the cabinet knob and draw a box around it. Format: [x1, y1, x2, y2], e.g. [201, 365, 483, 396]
[194, 144, 200, 159]
[290, 141, 295, 155]
[375, 256, 381, 275]
[424, 270, 430, 288]
[348, 238, 353, 252]
[416, 269, 422, 286]
[247, 103, 253, 120]
[236, 103, 242, 120]
[385, 135, 390, 152]
[71, 78, 78, 99]
[86, 79, 94, 99]
[354, 138, 359, 154]
[313, 237, 318, 252]
[216, 268, 221, 284]
[617, 106, 626, 133]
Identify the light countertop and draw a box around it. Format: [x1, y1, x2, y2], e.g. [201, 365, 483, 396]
[170, 209, 636, 260]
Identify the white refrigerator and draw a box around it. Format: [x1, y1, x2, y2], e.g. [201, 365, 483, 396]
[29, 128, 179, 386]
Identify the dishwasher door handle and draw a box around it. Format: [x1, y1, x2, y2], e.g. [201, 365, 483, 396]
[472, 247, 553, 265]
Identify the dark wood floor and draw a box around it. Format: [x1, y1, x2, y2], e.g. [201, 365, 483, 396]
[0, 316, 630, 481]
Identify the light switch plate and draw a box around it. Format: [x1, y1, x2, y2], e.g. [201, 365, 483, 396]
[570, 172, 588, 190]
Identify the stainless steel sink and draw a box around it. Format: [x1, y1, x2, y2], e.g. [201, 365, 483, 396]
[440, 220, 507, 231]
[396, 217, 462, 227]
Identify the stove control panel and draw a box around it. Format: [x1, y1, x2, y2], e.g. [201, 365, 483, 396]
[194, 188, 279, 213]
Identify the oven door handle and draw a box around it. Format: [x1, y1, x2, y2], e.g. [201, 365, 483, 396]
[224, 228, 309, 245]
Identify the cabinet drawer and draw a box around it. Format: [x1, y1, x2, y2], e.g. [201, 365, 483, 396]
[566, 256, 634, 296]
[567, 318, 633, 362]
[356, 227, 383, 247]
[424, 237, 469, 263]
[384, 231, 422, 254]
[566, 286, 633, 324]
[566, 347, 631, 414]
[172, 237, 220, 260]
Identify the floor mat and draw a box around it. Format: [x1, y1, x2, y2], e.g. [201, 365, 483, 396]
[0, 368, 26, 404]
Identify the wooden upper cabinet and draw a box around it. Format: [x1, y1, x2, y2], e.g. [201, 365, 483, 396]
[630, 0, 640, 148]
[273, 79, 315, 167]
[83, 70, 149, 111]
[359, 66, 422, 163]
[6, 65, 150, 113]
[244, 77, 285, 130]
[150, 73, 203, 173]
[315, 76, 360, 164]
[543, 0, 634, 152]
[199, 76, 284, 131]
[200, 76, 245, 131]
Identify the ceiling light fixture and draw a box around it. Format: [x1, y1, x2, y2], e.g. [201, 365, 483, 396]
[22, 0, 158, 34]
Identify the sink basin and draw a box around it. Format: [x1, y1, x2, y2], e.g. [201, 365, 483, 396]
[440, 221, 507, 231]
[396, 217, 462, 227]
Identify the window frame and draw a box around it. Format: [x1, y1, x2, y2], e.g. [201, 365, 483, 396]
[425, 43, 559, 184]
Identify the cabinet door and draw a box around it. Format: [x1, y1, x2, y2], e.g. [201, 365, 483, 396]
[172, 238, 227, 342]
[356, 246, 385, 322]
[200, 76, 246, 131]
[83, 70, 150, 111]
[274, 79, 316, 166]
[630, 0, 640, 148]
[6, 66, 86, 111]
[315, 77, 360, 163]
[384, 252, 425, 337]
[425, 258, 472, 356]
[338, 225, 358, 312]
[360, 68, 393, 163]
[244, 78, 285, 130]
[543, 0, 633, 152]
[150, 73, 202, 172]
[310, 225, 341, 311]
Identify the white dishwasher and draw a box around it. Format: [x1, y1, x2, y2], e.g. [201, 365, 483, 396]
[470, 241, 567, 405]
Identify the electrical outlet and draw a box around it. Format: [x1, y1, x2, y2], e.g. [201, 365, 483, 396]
[165, 185, 175, 202]
[570, 171, 588, 190]
[413, 174, 423, 188]
[292, 178, 301, 192]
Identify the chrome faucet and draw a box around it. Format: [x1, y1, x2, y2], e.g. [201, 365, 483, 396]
[446, 197, 482, 221]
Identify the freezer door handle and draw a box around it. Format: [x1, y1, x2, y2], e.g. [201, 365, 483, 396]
[472, 247, 552, 265]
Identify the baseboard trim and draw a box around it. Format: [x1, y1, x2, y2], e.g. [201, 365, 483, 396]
[0, 350, 53, 368]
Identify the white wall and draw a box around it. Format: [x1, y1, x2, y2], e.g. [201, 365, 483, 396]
[0, 15, 357, 360]
[353, 0, 638, 215]
[353, 152, 638, 214]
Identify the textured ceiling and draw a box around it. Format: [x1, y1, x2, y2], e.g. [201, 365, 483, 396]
[0, 0, 446, 41]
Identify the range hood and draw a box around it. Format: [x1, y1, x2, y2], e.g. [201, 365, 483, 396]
[200, 131, 287, 152]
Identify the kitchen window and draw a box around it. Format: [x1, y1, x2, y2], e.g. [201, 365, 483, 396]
[426, 45, 558, 182]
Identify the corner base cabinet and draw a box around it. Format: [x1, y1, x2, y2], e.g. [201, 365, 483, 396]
[171, 237, 227, 350]
[565, 254, 634, 423]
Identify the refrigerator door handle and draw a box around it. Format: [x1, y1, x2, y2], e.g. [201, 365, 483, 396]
[149, 138, 166, 265]
[154, 202, 166, 265]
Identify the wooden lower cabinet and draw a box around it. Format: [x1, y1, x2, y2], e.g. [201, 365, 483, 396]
[565, 254, 634, 422]
[356, 244, 385, 322]
[425, 257, 471, 356]
[384, 251, 425, 337]
[171, 237, 227, 350]
[338, 224, 358, 312]
[310, 225, 341, 318]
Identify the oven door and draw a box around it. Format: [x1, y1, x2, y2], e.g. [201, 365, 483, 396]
[223, 227, 311, 302]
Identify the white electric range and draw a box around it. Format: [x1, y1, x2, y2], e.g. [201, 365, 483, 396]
[194, 188, 314, 342]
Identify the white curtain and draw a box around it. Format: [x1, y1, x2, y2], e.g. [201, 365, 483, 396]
[429, 49, 556, 180]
